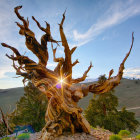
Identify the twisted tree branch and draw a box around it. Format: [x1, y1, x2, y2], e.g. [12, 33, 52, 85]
[72, 62, 93, 84]
[88, 32, 134, 94]
[72, 59, 79, 67]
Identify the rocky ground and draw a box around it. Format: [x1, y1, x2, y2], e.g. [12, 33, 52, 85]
[29, 128, 114, 140]
[30, 132, 41, 140]
[29, 128, 137, 140]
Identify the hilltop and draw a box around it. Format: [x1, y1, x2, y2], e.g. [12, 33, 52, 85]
[0, 78, 140, 117]
[79, 78, 140, 117]
[0, 87, 24, 114]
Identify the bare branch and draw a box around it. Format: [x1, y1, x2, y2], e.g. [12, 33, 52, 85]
[2, 7, 135, 139]
[2, 43, 21, 56]
[59, 10, 69, 48]
[32, 16, 47, 32]
[122, 32, 134, 64]
[51, 43, 64, 74]
[72, 62, 93, 84]
[71, 46, 77, 55]
[108, 69, 114, 79]
[59, 11, 73, 81]
[12, 60, 30, 86]
[32, 16, 60, 46]
[60, 9, 66, 26]
[12, 59, 27, 76]
[88, 32, 134, 94]
[6, 54, 18, 61]
[14, 6, 49, 66]
[27, 17, 29, 26]
[0, 107, 13, 134]
[72, 59, 79, 67]
[15, 21, 24, 29]
[1, 43, 40, 73]
[52, 44, 64, 63]
[14, 6, 29, 29]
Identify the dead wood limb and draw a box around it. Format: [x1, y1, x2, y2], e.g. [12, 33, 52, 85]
[15, 6, 49, 66]
[0, 107, 13, 134]
[88, 32, 134, 94]
[72, 62, 93, 84]
[1, 6, 134, 139]
[72, 59, 79, 67]
[71, 46, 77, 54]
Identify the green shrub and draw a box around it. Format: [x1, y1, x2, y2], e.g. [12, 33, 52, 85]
[9, 82, 48, 132]
[118, 130, 130, 137]
[85, 86, 140, 134]
[109, 135, 122, 140]
[17, 133, 30, 140]
[1, 137, 10, 140]
[91, 126, 96, 129]
[136, 134, 140, 140]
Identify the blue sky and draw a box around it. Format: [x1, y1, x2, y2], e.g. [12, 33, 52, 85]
[0, 0, 140, 89]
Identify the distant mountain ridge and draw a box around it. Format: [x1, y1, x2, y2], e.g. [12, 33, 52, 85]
[80, 78, 98, 83]
[78, 78, 140, 118]
[0, 78, 140, 118]
[0, 87, 24, 115]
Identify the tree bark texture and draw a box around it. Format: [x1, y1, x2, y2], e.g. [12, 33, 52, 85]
[1, 6, 134, 140]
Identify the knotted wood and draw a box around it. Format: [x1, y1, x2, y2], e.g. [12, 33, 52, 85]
[1, 6, 134, 140]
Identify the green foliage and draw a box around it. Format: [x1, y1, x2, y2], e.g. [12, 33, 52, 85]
[85, 91, 139, 133]
[136, 134, 140, 139]
[85, 75, 139, 134]
[17, 133, 30, 139]
[1, 137, 10, 140]
[9, 82, 48, 132]
[109, 135, 122, 140]
[118, 130, 130, 137]
[118, 107, 139, 132]
[135, 80, 138, 84]
[98, 74, 107, 84]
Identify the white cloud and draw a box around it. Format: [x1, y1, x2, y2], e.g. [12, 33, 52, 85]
[0, 0, 27, 51]
[0, 64, 15, 79]
[47, 63, 57, 67]
[0, 1, 57, 80]
[58, 50, 64, 55]
[73, 1, 140, 47]
[0, 1, 16, 38]
[124, 68, 140, 79]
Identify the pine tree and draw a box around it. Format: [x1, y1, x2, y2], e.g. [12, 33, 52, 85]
[84, 75, 139, 134]
[9, 82, 48, 132]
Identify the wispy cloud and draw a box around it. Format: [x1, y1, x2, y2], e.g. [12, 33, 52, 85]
[58, 50, 64, 55]
[47, 62, 57, 67]
[0, 0, 27, 51]
[72, 0, 140, 47]
[124, 67, 140, 79]
[0, 64, 15, 79]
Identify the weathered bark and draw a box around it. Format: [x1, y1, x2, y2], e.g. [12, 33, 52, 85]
[71, 62, 93, 84]
[0, 108, 13, 134]
[1, 6, 134, 140]
[88, 34, 134, 94]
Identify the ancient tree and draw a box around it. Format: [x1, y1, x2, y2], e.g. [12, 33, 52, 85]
[1, 6, 134, 140]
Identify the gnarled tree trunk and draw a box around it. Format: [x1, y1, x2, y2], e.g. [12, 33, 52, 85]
[1, 6, 134, 140]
